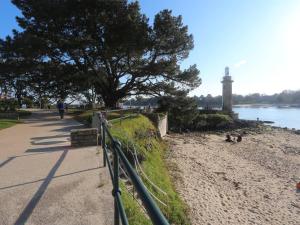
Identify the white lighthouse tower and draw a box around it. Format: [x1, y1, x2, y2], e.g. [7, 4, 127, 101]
[222, 67, 233, 112]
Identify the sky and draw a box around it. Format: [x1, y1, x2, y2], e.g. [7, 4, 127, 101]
[1, 0, 300, 96]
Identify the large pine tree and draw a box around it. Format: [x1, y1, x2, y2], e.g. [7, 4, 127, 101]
[7, 0, 201, 107]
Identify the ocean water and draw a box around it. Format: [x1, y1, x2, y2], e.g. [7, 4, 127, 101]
[233, 106, 300, 129]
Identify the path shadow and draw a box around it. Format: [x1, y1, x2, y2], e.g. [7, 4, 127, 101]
[23, 111, 60, 124]
[31, 134, 70, 141]
[26, 145, 71, 153]
[30, 140, 68, 146]
[13, 149, 68, 225]
[34, 120, 77, 127]
[0, 157, 16, 168]
[51, 124, 84, 133]
[0, 166, 101, 191]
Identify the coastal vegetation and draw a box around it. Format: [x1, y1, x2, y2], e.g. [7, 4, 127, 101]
[0, 0, 200, 108]
[109, 115, 190, 225]
[157, 92, 234, 131]
[124, 89, 300, 108]
[72, 110, 190, 224]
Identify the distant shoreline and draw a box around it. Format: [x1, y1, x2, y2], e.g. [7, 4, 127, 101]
[233, 103, 300, 108]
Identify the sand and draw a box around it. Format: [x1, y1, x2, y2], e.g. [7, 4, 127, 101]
[165, 128, 300, 225]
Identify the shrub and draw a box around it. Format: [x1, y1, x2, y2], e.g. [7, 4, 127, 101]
[157, 94, 198, 131]
[0, 99, 18, 112]
[193, 113, 233, 130]
[22, 97, 34, 108]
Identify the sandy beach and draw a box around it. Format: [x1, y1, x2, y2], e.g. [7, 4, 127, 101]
[165, 128, 300, 225]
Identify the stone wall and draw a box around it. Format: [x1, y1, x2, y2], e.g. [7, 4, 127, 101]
[92, 112, 101, 129]
[144, 113, 168, 138]
[71, 128, 98, 147]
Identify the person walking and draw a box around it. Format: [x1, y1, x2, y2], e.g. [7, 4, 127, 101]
[57, 100, 65, 119]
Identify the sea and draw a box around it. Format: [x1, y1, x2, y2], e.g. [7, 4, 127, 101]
[123, 104, 300, 130]
[233, 106, 300, 130]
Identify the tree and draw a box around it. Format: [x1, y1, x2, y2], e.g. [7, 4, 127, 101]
[157, 90, 198, 131]
[10, 0, 201, 108]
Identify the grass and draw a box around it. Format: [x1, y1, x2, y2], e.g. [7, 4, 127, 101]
[70, 110, 190, 224]
[110, 115, 190, 225]
[68, 108, 140, 126]
[0, 119, 21, 130]
[67, 109, 95, 126]
[0, 110, 31, 130]
[120, 182, 152, 225]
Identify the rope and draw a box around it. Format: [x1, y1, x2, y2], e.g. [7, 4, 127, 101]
[120, 161, 167, 208]
[119, 166, 149, 216]
[122, 145, 168, 207]
[120, 183, 149, 216]
[109, 119, 168, 207]
[132, 143, 168, 196]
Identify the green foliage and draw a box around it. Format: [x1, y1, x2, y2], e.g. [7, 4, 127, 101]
[0, 99, 18, 112]
[120, 182, 151, 225]
[68, 109, 94, 127]
[69, 109, 141, 127]
[0, 119, 21, 130]
[157, 92, 198, 130]
[193, 113, 233, 130]
[110, 115, 190, 225]
[4, 0, 201, 108]
[22, 97, 33, 108]
[194, 90, 300, 107]
[157, 93, 234, 131]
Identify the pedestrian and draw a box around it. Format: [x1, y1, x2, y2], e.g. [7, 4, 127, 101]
[237, 135, 242, 142]
[225, 134, 233, 142]
[57, 100, 65, 119]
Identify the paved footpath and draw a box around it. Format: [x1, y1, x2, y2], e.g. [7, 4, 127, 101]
[0, 110, 113, 225]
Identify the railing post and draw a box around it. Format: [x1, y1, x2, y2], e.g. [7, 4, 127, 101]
[102, 121, 106, 167]
[113, 140, 121, 225]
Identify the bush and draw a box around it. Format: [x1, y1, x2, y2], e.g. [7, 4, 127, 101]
[0, 99, 18, 112]
[193, 113, 233, 130]
[22, 97, 34, 108]
[157, 94, 198, 131]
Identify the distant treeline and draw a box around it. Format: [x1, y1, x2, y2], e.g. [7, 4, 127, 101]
[124, 90, 300, 107]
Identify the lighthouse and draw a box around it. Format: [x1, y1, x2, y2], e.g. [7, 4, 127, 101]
[222, 67, 233, 112]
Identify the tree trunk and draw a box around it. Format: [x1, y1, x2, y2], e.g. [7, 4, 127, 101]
[103, 98, 118, 109]
[102, 94, 120, 109]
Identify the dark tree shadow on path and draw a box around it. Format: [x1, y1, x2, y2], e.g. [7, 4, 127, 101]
[13, 149, 68, 225]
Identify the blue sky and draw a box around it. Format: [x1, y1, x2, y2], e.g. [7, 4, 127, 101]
[1, 0, 300, 96]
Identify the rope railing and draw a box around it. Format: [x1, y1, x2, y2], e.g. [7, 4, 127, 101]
[123, 148, 168, 208]
[124, 135, 168, 196]
[99, 113, 169, 225]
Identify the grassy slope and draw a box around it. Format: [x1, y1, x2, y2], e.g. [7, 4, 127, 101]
[67, 109, 138, 127]
[110, 115, 190, 225]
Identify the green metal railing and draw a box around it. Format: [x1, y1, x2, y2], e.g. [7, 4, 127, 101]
[99, 113, 169, 225]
